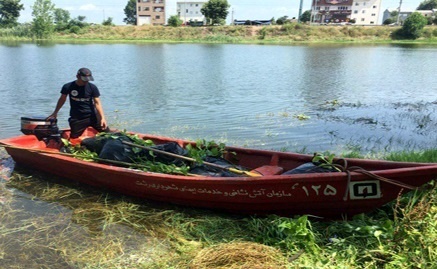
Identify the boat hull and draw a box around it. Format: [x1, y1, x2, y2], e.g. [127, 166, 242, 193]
[2, 129, 437, 218]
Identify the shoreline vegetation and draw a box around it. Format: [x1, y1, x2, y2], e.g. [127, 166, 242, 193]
[1, 24, 437, 44]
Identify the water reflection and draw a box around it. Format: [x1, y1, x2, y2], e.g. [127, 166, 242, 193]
[1, 42, 437, 154]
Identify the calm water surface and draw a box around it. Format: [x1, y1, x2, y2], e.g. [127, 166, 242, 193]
[1, 41, 437, 267]
[1, 42, 437, 153]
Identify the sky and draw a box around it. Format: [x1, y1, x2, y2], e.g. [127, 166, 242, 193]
[17, 0, 419, 25]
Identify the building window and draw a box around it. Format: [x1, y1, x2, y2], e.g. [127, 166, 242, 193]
[156, 15, 160, 19]
[372, 13, 376, 16]
[361, 18, 365, 21]
[354, 10, 358, 14]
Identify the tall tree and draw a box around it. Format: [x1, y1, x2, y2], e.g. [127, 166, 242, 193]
[123, 0, 136, 25]
[276, 15, 289, 25]
[417, 0, 437, 10]
[0, 0, 24, 27]
[399, 12, 428, 39]
[53, 8, 70, 31]
[201, 0, 229, 25]
[31, 0, 55, 38]
[167, 15, 182, 27]
[102, 17, 114, 26]
[299, 10, 311, 23]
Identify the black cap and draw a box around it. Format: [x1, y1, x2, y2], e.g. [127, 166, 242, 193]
[77, 68, 94, 81]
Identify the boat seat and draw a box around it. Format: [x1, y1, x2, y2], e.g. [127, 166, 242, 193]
[251, 165, 284, 176]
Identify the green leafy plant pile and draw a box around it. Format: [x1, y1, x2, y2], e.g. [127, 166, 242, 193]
[61, 131, 227, 176]
[312, 152, 342, 172]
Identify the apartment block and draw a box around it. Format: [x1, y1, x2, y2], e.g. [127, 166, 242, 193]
[351, 0, 381, 25]
[311, 0, 381, 25]
[177, 1, 207, 24]
[137, 0, 166, 26]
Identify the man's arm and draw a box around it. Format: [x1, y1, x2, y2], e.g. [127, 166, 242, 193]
[47, 94, 67, 120]
[93, 97, 107, 129]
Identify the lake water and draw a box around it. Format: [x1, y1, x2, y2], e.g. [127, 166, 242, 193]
[1, 41, 437, 154]
[1, 41, 437, 268]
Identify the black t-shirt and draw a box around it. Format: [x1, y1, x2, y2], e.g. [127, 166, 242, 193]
[61, 81, 101, 119]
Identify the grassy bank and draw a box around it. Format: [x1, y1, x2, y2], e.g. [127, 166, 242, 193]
[2, 24, 437, 44]
[55, 24, 437, 44]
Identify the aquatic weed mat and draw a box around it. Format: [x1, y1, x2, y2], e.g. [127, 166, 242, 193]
[1, 172, 180, 268]
[0, 147, 14, 180]
[190, 241, 289, 269]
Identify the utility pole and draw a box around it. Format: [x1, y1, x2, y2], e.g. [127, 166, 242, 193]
[298, 0, 304, 23]
[310, 0, 318, 25]
[396, 0, 403, 25]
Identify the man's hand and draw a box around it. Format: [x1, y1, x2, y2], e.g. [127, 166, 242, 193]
[100, 118, 108, 129]
[46, 113, 57, 121]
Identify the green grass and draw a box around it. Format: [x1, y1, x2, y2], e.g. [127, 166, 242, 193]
[384, 149, 437, 163]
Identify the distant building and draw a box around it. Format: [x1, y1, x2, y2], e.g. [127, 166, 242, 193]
[137, 0, 166, 26]
[177, 1, 207, 25]
[350, 0, 381, 25]
[382, 9, 436, 24]
[233, 20, 272, 26]
[310, 0, 381, 25]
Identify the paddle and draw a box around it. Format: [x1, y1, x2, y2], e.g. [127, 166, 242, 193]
[121, 141, 262, 177]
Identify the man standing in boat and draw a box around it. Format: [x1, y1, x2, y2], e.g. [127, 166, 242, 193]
[47, 67, 110, 139]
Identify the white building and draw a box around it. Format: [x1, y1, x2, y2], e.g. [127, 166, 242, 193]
[350, 0, 382, 25]
[177, 1, 208, 24]
[311, 0, 382, 25]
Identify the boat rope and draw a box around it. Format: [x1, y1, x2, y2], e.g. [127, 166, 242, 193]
[322, 158, 419, 201]
[347, 166, 418, 190]
[343, 170, 352, 201]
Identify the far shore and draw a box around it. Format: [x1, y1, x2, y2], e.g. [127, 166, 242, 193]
[1, 24, 437, 44]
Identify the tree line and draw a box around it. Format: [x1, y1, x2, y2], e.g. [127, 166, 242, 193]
[0, 0, 114, 39]
[1, 0, 436, 40]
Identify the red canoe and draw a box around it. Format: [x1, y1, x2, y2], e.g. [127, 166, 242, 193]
[1, 127, 436, 218]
